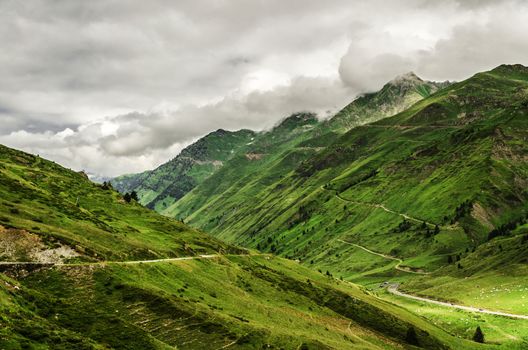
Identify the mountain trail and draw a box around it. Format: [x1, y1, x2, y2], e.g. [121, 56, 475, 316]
[387, 284, 528, 320]
[0, 253, 265, 268]
[337, 239, 429, 275]
[322, 185, 442, 228]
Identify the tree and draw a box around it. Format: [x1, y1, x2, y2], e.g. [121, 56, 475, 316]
[130, 190, 139, 202]
[405, 326, 419, 345]
[447, 255, 453, 264]
[434, 224, 440, 234]
[123, 192, 131, 203]
[473, 326, 484, 343]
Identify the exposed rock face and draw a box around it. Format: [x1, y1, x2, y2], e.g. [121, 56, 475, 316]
[0, 225, 80, 263]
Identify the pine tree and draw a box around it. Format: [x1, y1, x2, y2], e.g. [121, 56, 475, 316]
[130, 190, 139, 202]
[405, 326, 419, 345]
[124, 192, 131, 203]
[473, 326, 484, 343]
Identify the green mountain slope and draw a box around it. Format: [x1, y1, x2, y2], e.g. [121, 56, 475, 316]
[111, 128, 255, 210]
[169, 65, 528, 264]
[115, 73, 444, 215]
[324, 72, 450, 132]
[163, 74, 444, 222]
[161, 65, 528, 348]
[0, 144, 476, 349]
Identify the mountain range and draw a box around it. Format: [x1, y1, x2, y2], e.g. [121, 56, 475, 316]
[112, 64, 528, 348]
[0, 143, 467, 349]
[2, 65, 528, 349]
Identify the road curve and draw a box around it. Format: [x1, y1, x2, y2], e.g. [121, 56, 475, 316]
[336, 193, 437, 227]
[321, 185, 438, 228]
[387, 284, 528, 320]
[338, 239, 429, 275]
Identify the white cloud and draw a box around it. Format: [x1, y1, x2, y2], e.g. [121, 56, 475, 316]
[0, 0, 527, 176]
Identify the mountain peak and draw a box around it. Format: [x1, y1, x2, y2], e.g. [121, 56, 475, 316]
[491, 63, 528, 76]
[274, 112, 318, 131]
[387, 72, 423, 87]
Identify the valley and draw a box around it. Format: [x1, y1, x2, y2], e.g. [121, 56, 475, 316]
[3, 2, 528, 349]
[2, 65, 528, 349]
[107, 65, 528, 348]
[1, 143, 470, 349]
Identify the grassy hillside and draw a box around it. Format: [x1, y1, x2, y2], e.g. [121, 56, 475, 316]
[323, 72, 449, 132]
[162, 65, 528, 348]
[114, 73, 443, 216]
[0, 144, 478, 349]
[111, 128, 255, 210]
[0, 144, 240, 261]
[170, 64, 528, 267]
[164, 74, 444, 222]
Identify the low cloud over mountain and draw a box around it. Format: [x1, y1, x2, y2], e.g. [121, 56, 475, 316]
[1, 0, 527, 176]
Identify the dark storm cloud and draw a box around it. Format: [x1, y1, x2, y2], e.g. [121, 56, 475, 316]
[0, 0, 526, 176]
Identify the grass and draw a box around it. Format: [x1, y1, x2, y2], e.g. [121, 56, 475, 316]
[377, 288, 528, 349]
[2, 253, 474, 349]
[155, 65, 528, 349]
[4, 65, 528, 348]
[1, 142, 474, 349]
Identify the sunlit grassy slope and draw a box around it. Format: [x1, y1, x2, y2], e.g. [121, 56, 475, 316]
[0, 144, 480, 349]
[166, 65, 528, 326]
[0, 144, 241, 261]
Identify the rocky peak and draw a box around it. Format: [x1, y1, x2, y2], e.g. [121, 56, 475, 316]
[387, 72, 424, 88]
[274, 112, 318, 131]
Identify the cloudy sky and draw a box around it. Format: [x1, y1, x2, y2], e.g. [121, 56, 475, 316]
[1, 0, 527, 177]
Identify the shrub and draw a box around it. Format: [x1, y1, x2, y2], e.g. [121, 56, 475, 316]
[473, 326, 484, 343]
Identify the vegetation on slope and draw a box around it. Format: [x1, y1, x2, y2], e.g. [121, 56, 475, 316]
[0, 144, 240, 261]
[111, 128, 255, 210]
[114, 73, 443, 215]
[170, 65, 528, 267]
[164, 74, 444, 223]
[162, 65, 528, 348]
[0, 144, 472, 349]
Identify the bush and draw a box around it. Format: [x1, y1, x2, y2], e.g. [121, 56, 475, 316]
[405, 326, 419, 345]
[473, 326, 484, 343]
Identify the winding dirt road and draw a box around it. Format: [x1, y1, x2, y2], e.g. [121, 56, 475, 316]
[338, 239, 528, 320]
[0, 253, 262, 267]
[337, 239, 429, 275]
[388, 284, 528, 320]
[334, 192, 437, 227]
[321, 185, 439, 228]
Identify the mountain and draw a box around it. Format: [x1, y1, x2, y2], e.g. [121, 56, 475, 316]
[159, 65, 528, 347]
[114, 73, 444, 214]
[111, 128, 256, 210]
[173, 64, 528, 269]
[0, 144, 473, 349]
[324, 72, 450, 132]
[162, 74, 445, 221]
